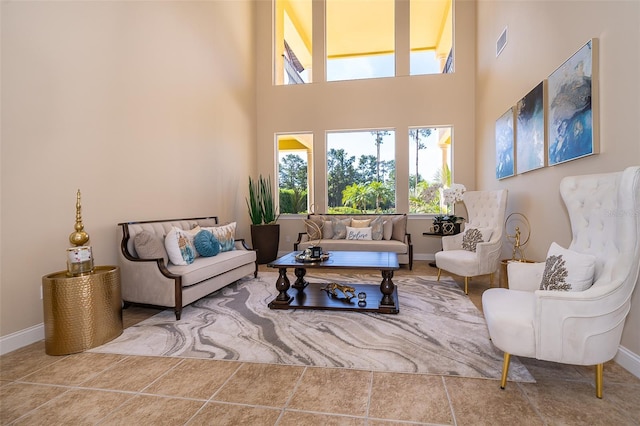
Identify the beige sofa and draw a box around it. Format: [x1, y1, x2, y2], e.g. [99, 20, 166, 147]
[294, 213, 413, 269]
[118, 216, 257, 320]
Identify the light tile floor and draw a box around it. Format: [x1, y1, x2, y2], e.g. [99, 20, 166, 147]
[1, 263, 639, 425]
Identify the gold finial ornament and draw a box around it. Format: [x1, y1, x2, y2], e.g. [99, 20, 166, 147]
[69, 189, 90, 246]
[67, 189, 94, 276]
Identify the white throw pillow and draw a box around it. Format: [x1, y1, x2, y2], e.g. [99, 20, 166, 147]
[539, 242, 596, 292]
[164, 226, 199, 265]
[382, 219, 393, 240]
[346, 226, 372, 240]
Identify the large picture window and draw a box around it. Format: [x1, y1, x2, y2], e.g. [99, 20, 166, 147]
[327, 130, 396, 213]
[408, 126, 453, 214]
[277, 133, 313, 214]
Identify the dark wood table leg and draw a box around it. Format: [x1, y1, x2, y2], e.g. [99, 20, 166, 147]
[379, 270, 395, 308]
[272, 267, 293, 305]
[292, 267, 308, 291]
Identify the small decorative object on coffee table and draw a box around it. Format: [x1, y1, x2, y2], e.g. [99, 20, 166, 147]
[310, 245, 323, 258]
[295, 248, 330, 263]
[321, 282, 356, 301]
[357, 291, 367, 307]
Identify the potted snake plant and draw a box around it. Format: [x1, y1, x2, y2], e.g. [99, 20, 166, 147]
[246, 175, 280, 264]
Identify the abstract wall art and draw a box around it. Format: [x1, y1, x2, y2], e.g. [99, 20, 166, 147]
[547, 39, 599, 166]
[516, 81, 545, 174]
[496, 106, 515, 180]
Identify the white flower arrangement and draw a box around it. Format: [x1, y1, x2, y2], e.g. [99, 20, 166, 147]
[421, 183, 443, 204]
[442, 183, 466, 205]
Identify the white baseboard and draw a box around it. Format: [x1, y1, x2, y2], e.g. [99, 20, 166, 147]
[615, 345, 640, 379]
[0, 323, 44, 356]
[413, 253, 435, 261]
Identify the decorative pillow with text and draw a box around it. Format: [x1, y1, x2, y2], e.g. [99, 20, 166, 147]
[346, 226, 372, 240]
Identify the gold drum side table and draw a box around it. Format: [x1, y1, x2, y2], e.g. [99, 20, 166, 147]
[42, 266, 123, 355]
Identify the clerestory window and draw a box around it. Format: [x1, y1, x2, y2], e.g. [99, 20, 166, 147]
[274, 0, 453, 85]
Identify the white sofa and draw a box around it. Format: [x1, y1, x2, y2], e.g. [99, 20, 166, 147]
[118, 216, 257, 320]
[294, 213, 413, 269]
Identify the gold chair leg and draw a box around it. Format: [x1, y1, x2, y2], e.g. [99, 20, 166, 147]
[500, 353, 511, 389]
[437, 269, 441, 281]
[464, 277, 469, 294]
[489, 273, 494, 288]
[595, 363, 603, 398]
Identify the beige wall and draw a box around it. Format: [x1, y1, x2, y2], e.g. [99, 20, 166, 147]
[255, 0, 478, 258]
[475, 1, 640, 357]
[1, 1, 256, 338]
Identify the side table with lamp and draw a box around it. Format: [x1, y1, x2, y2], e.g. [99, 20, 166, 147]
[42, 190, 123, 355]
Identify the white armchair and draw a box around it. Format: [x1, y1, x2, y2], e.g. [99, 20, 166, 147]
[482, 166, 640, 398]
[436, 190, 508, 294]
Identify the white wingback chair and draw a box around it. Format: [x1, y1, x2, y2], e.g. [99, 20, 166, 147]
[482, 166, 640, 398]
[436, 190, 508, 294]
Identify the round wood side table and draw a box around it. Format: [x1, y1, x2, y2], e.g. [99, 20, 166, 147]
[42, 266, 123, 355]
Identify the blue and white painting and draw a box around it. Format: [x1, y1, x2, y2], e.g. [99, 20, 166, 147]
[548, 39, 597, 166]
[496, 107, 515, 180]
[516, 81, 545, 174]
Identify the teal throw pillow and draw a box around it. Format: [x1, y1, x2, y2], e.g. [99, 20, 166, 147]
[194, 230, 220, 257]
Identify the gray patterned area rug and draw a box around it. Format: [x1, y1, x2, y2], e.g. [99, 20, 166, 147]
[91, 272, 534, 382]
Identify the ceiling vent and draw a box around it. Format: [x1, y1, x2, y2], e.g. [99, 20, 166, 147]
[496, 27, 508, 57]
